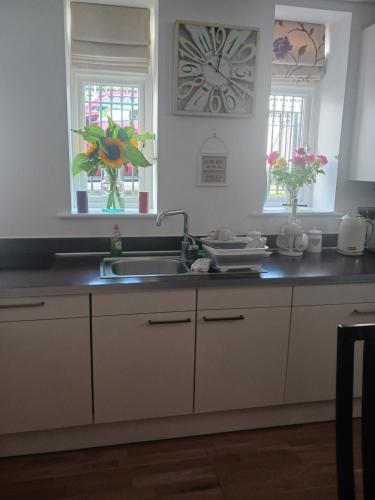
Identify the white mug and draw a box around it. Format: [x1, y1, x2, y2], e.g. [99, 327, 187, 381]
[208, 227, 232, 241]
[276, 234, 290, 250]
[295, 233, 309, 252]
[246, 230, 267, 248]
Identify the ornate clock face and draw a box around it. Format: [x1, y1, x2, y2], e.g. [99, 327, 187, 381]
[174, 21, 259, 117]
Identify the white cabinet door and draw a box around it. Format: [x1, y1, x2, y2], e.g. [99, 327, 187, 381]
[285, 303, 373, 404]
[93, 311, 195, 424]
[0, 318, 92, 435]
[195, 307, 291, 414]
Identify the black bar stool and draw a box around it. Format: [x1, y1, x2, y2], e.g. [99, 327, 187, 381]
[336, 323, 375, 500]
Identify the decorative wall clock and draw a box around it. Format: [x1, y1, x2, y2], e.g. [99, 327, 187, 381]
[174, 20, 259, 117]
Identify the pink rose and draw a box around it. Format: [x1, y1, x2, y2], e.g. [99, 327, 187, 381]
[317, 154, 328, 165]
[305, 154, 315, 162]
[293, 155, 306, 168]
[268, 151, 279, 166]
[295, 147, 306, 156]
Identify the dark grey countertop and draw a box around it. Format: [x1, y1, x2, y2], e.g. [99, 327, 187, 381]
[2, 248, 375, 297]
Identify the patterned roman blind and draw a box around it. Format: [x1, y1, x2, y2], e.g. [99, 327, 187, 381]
[272, 20, 326, 84]
[70, 2, 151, 74]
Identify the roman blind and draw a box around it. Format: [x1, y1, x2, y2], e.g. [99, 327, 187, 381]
[71, 2, 151, 73]
[272, 20, 326, 84]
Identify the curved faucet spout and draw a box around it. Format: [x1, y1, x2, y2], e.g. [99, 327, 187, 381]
[155, 210, 190, 259]
[156, 209, 189, 235]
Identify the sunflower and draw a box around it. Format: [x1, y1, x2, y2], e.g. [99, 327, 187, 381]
[99, 138, 127, 168]
[85, 143, 98, 159]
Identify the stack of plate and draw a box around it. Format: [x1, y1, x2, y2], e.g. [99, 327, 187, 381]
[201, 237, 270, 272]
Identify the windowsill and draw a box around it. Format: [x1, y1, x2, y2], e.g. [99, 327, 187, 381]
[58, 211, 157, 219]
[255, 207, 344, 217]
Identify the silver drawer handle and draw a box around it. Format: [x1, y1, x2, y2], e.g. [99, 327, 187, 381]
[352, 309, 375, 315]
[0, 301, 45, 309]
[203, 315, 245, 322]
[148, 318, 192, 325]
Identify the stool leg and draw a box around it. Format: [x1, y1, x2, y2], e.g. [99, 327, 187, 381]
[336, 329, 355, 500]
[362, 339, 375, 499]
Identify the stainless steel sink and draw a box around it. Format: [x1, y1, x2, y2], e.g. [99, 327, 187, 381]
[101, 256, 190, 278]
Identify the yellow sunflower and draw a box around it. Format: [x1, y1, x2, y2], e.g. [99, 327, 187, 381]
[99, 138, 127, 168]
[85, 143, 98, 158]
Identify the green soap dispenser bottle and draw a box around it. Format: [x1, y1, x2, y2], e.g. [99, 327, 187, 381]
[111, 224, 123, 257]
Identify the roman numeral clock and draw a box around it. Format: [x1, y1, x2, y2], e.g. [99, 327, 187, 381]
[174, 21, 259, 117]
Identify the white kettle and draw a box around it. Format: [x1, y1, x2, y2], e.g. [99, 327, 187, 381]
[337, 213, 374, 256]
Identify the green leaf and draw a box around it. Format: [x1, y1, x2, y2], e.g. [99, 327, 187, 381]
[75, 125, 105, 143]
[72, 153, 93, 175]
[117, 128, 128, 143]
[106, 117, 119, 138]
[298, 45, 308, 57]
[99, 137, 110, 155]
[85, 125, 105, 138]
[134, 132, 155, 141]
[124, 145, 152, 167]
[124, 123, 135, 139]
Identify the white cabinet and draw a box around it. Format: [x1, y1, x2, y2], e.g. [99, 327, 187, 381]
[350, 23, 375, 181]
[195, 286, 292, 414]
[92, 289, 196, 424]
[285, 284, 375, 404]
[0, 300, 92, 435]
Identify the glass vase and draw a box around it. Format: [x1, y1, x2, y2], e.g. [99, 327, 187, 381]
[101, 167, 125, 213]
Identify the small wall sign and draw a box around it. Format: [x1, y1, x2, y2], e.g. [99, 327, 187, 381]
[198, 134, 229, 187]
[200, 155, 227, 185]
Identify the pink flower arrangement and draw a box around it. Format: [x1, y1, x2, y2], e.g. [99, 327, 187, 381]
[267, 148, 328, 202]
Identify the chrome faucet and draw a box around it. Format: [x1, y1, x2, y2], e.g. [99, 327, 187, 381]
[156, 209, 191, 259]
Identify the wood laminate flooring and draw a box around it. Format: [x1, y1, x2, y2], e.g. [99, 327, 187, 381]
[0, 420, 363, 500]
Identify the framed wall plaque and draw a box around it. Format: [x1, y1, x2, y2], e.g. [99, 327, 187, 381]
[174, 20, 259, 117]
[198, 134, 229, 186]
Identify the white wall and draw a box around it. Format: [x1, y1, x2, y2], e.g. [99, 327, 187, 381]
[1, 0, 375, 237]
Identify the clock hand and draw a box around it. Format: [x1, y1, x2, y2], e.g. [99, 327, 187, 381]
[216, 51, 222, 72]
[208, 62, 251, 96]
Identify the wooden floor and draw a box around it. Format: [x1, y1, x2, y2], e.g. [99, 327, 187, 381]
[0, 420, 363, 500]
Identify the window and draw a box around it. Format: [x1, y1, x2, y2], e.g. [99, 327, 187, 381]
[68, 1, 155, 214]
[265, 87, 314, 207]
[264, 16, 326, 211]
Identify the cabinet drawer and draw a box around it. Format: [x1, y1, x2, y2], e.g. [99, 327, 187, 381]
[198, 286, 292, 310]
[0, 295, 89, 322]
[293, 283, 375, 306]
[92, 289, 196, 316]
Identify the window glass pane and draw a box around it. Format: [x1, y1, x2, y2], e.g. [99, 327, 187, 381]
[267, 94, 306, 198]
[83, 83, 141, 211]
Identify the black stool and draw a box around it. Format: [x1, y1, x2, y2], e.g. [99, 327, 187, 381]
[336, 323, 375, 500]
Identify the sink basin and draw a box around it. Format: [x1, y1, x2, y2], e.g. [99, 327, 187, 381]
[101, 256, 190, 278]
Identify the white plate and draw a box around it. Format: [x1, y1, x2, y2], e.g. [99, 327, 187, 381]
[202, 244, 268, 257]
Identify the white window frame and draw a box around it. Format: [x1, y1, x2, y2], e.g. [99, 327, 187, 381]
[69, 68, 155, 213]
[264, 84, 318, 209]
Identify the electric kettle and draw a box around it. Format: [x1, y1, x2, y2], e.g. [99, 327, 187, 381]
[337, 213, 374, 256]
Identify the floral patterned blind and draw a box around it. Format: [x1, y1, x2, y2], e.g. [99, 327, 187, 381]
[272, 20, 326, 84]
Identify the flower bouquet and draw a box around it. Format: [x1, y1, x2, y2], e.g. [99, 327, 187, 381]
[267, 148, 328, 213]
[71, 117, 153, 212]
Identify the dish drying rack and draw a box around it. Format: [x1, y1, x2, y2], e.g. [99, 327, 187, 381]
[198, 237, 270, 273]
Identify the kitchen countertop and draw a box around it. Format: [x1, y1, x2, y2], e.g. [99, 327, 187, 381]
[2, 248, 375, 297]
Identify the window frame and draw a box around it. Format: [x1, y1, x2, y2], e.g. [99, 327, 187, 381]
[264, 84, 318, 209]
[69, 68, 155, 214]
